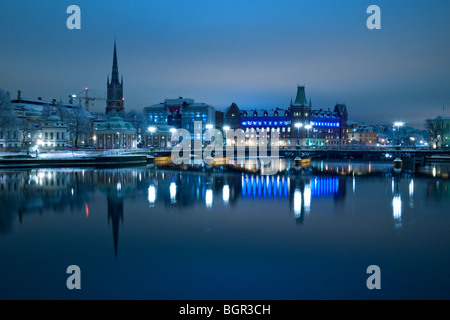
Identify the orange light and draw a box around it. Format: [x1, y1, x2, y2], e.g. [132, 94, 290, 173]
[85, 203, 89, 218]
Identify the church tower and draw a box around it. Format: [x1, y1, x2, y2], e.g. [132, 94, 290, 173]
[106, 40, 124, 114]
[290, 85, 311, 122]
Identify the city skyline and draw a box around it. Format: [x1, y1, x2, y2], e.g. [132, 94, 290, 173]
[0, 0, 449, 129]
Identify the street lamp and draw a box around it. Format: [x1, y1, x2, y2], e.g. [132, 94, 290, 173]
[294, 123, 303, 146]
[223, 126, 230, 146]
[393, 121, 405, 169]
[148, 126, 157, 149]
[394, 121, 404, 146]
[304, 124, 312, 147]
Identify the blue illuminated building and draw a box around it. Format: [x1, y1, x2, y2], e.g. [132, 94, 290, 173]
[235, 85, 348, 147]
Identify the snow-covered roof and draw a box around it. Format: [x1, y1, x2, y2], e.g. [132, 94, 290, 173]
[96, 116, 135, 131]
[311, 109, 340, 119]
[47, 115, 62, 122]
[350, 125, 375, 133]
[242, 107, 289, 117]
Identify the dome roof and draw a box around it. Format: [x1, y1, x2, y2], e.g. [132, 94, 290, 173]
[96, 116, 136, 131]
[47, 115, 62, 122]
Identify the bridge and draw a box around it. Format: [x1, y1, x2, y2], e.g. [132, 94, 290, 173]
[152, 147, 450, 162]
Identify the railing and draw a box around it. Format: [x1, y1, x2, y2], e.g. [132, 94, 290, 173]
[102, 149, 144, 156]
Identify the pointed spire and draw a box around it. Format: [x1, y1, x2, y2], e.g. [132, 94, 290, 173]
[111, 40, 119, 85]
[309, 98, 312, 107]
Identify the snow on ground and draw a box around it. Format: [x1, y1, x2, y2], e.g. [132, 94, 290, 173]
[0, 152, 28, 157]
[0, 151, 102, 159]
[1, 149, 146, 159]
[37, 151, 102, 159]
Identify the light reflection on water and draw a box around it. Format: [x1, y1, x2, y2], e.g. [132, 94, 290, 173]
[0, 160, 449, 299]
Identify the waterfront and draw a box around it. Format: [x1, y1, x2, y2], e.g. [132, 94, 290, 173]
[0, 160, 449, 300]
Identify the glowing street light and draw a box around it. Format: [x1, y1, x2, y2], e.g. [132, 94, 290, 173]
[394, 121, 404, 147]
[304, 124, 312, 146]
[223, 126, 231, 146]
[148, 126, 157, 148]
[294, 123, 303, 145]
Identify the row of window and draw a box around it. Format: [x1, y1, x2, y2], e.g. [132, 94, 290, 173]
[0, 131, 18, 139]
[0, 131, 66, 140]
[42, 143, 66, 148]
[244, 127, 291, 133]
[0, 143, 19, 148]
[310, 121, 340, 127]
[242, 120, 291, 127]
[242, 111, 290, 117]
[43, 132, 65, 140]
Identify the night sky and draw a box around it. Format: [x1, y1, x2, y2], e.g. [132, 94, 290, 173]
[0, 0, 449, 128]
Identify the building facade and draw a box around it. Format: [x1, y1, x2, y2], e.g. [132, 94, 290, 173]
[140, 85, 348, 149]
[240, 108, 292, 147]
[348, 125, 378, 146]
[224, 103, 241, 130]
[144, 97, 216, 148]
[39, 115, 68, 149]
[95, 117, 136, 149]
[236, 85, 348, 147]
[0, 128, 21, 151]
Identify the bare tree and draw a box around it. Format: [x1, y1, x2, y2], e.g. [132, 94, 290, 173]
[122, 110, 148, 143]
[18, 118, 38, 155]
[62, 106, 92, 148]
[425, 117, 444, 148]
[0, 89, 18, 130]
[40, 103, 54, 121]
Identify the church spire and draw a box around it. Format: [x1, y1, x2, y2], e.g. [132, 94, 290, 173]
[106, 39, 124, 114]
[111, 40, 120, 85]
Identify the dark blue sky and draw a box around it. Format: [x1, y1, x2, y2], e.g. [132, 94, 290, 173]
[0, 0, 449, 128]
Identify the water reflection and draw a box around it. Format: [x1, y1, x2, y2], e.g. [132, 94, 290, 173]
[223, 185, 230, 204]
[0, 162, 448, 258]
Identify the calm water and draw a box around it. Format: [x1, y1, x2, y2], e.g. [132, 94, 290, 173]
[0, 160, 449, 300]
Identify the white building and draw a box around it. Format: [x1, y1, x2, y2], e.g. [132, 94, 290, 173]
[40, 115, 68, 149]
[0, 128, 21, 151]
[95, 116, 137, 149]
